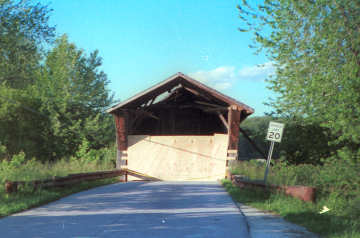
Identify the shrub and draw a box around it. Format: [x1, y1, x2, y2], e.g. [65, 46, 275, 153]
[230, 159, 360, 218]
[0, 145, 116, 188]
[0, 143, 7, 159]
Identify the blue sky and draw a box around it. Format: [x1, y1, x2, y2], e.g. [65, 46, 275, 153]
[42, 0, 274, 116]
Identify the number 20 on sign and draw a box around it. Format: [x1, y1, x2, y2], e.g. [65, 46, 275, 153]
[264, 121, 285, 183]
[266, 121, 285, 142]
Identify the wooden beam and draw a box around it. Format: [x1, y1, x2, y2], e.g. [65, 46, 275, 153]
[227, 108, 241, 150]
[177, 104, 228, 114]
[124, 168, 162, 181]
[125, 107, 159, 134]
[127, 110, 141, 134]
[218, 113, 229, 130]
[203, 107, 228, 112]
[182, 86, 213, 101]
[129, 110, 158, 134]
[178, 104, 194, 109]
[194, 100, 224, 108]
[146, 95, 157, 107]
[178, 104, 214, 111]
[182, 86, 201, 96]
[151, 88, 184, 106]
[227, 149, 238, 161]
[239, 128, 267, 160]
[114, 112, 128, 151]
[127, 109, 159, 120]
[138, 110, 159, 120]
[170, 109, 175, 133]
[149, 104, 175, 109]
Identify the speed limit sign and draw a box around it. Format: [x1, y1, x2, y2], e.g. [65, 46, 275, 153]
[266, 121, 285, 143]
[264, 121, 285, 183]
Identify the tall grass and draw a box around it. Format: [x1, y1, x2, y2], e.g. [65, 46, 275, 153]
[228, 159, 360, 237]
[0, 145, 117, 217]
[231, 159, 359, 194]
[0, 145, 116, 184]
[223, 180, 360, 238]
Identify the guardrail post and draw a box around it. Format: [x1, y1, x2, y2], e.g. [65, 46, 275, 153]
[5, 181, 18, 194]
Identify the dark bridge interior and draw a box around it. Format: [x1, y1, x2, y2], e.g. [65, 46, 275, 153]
[129, 86, 229, 135]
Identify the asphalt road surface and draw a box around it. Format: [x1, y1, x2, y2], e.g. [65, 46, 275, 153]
[0, 181, 250, 238]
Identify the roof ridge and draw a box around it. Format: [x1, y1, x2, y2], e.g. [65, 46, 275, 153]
[107, 72, 254, 114]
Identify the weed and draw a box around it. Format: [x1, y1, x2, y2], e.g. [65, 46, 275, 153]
[226, 159, 360, 238]
[0, 145, 117, 217]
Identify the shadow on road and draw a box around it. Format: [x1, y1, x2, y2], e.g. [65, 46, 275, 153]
[0, 181, 249, 238]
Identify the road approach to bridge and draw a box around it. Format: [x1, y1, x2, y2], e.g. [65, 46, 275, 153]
[0, 181, 250, 238]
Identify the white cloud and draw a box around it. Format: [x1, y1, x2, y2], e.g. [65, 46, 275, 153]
[189, 66, 236, 90]
[213, 82, 232, 90]
[189, 62, 275, 90]
[238, 62, 275, 81]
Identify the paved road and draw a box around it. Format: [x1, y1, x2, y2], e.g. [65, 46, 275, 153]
[0, 181, 249, 238]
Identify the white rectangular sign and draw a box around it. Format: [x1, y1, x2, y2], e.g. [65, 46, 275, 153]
[266, 121, 285, 143]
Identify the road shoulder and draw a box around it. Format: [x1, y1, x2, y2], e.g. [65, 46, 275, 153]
[236, 203, 318, 238]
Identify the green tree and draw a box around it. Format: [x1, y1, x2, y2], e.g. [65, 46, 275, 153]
[238, 0, 360, 162]
[0, 1, 115, 161]
[34, 35, 115, 160]
[0, 84, 46, 158]
[0, 0, 55, 88]
[239, 116, 333, 164]
[239, 116, 272, 160]
[0, 0, 55, 160]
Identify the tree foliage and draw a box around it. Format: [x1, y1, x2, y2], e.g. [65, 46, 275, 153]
[238, 0, 360, 162]
[238, 116, 272, 160]
[34, 35, 115, 159]
[0, 0, 55, 88]
[239, 116, 333, 164]
[0, 1, 115, 161]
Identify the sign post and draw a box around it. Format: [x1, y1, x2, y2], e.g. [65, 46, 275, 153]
[264, 121, 285, 183]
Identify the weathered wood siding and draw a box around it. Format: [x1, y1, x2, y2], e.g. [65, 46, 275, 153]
[114, 112, 128, 151]
[227, 106, 241, 150]
[126, 134, 228, 181]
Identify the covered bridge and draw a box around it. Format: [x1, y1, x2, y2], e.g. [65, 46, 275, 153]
[107, 72, 254, 181]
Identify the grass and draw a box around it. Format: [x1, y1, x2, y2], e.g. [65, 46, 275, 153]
[0, 178, 118, 218]
[225, 160, 360, 238]
[0, 146, 118, 217]
[0, 146, 116, 182]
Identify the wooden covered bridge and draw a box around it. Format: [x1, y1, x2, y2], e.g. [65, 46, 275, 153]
[107, 72, 254, 181]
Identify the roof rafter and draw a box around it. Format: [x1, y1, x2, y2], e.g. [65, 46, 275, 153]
[107, 72, 254, 116]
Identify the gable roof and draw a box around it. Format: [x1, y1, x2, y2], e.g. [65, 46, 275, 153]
[107, 72, 254, 115]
